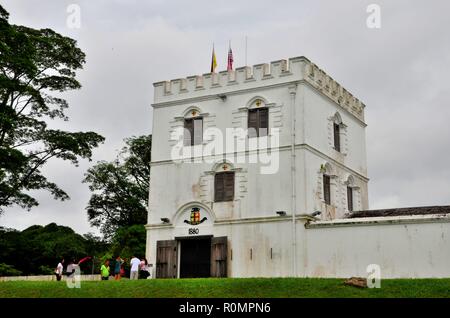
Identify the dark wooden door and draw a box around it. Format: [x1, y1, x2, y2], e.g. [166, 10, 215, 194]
[210, 236, 228, 277]
[180, 238, 211, 278]
[156, 240, 177, 278]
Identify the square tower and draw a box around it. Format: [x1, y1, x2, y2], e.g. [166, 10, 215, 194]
[146, 56, 368, 278]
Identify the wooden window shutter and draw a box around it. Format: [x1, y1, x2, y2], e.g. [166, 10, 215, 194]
[211, 237, 227, 277]
[248, 109, 258, 138]
[184, 119, 193, 146]
[347, 186, 353, 211]
[224, 172, 235, 201]
[259, 108, 269, 137]
[155, 240, 177, 278]
[215, 172, 234, 202]
[323, 175, 331, 205]
[193, 117, 203, 145]
[333, 123, 340, 152]
[214, 173, 225, 202]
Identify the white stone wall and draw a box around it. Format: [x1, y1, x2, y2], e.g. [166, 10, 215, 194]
[302, 84, 367, 177]
[301, 215, 450, 278]
[146, 216, 295, 278]
[301, 149, 369, 220]
[147, 214, 450, 278]
[0, 274, 101, 282]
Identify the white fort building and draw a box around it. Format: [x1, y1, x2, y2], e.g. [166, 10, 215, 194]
[146, 56, 450, 279]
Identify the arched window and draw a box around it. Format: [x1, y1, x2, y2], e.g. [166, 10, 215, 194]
[346, 175, 356, 212]
[214, 171, 235, 202]
[183, 108, 203, 146]
[323, 174, 331, 205]
[332, 112, 343, 152]
[321, 163, 334, 205]
[333, 122, 340, 151]
[347, 185, 353, 211]
[248, 98, 268, 138]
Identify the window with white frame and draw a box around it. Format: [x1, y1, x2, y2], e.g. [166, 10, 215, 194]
[345, 175, 359, 212]
[247, 98, 268, 138]
[184, 117, 203, 146]
[329, 112, 347, 154]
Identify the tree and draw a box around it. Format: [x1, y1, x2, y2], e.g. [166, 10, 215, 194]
[0, 263, 22, 276]
[0, 5, 104, 214]
[84, 135, 151, 238]
[110, 224, 146, 260]
[0, 223, 109, 275]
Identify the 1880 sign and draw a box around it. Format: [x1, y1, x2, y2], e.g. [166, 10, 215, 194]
[188, 228, 199, 235]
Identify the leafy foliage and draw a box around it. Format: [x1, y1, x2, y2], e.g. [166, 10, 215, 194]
[0, 5, 104, 213]
[0, 263, 22, 276]
[84, 135, 151, 239]
[110, 224, 146, 260]
[0, 224, 109, 275]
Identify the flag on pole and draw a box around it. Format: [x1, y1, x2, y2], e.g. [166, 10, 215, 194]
[227, 43, 234, 71]
[211, 44, 217, 72]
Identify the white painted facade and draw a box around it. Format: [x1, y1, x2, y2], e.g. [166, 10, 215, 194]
[302, 215, 450, 278]
[146, 56, 450, 278]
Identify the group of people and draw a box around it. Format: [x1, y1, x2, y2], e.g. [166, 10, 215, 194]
[54, 258, 86, 281]
[100, 255, 151, 281]
[55, 255, 151, 281]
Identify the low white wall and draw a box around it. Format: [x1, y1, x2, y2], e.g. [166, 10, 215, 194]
[0, 274, 101, 282]
[302, 214, 450, 278]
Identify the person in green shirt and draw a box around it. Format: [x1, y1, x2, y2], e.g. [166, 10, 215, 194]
[100, 260, 110, 281]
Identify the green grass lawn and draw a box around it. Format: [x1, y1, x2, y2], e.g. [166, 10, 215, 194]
[0, 278, 449, 298]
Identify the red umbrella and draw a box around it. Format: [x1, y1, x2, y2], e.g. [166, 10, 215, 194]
[78, 256, 92, 264]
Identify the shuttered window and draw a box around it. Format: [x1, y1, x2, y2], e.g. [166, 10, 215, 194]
[333, 123, 340, 152]
[347, 186, 353, 211]
[248, 108, 268, 137]
[214, 172, 235, 202]
[323, 174, 331, 205]
[184, 117, 203, 146]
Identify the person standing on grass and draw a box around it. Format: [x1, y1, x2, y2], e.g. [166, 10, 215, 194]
[55, 258, 64, 281]
[66, 259, 76, 278]
[100, 260, 110, 281]
[139, 258, 150, 279]
[130, 255, 140, 280]
[114, 256, 123, 280]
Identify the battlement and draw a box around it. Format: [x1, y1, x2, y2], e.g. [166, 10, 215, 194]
[153, 56, 365, 121]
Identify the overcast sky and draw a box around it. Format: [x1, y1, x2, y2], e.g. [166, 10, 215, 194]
[1, 0, 450, 235]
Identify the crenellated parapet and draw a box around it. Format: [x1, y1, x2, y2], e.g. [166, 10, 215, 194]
[153, 56, 365, 122]
[304, 62, 365, 121]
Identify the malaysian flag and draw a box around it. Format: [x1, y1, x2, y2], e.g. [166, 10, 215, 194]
[227, 44, 233, 71]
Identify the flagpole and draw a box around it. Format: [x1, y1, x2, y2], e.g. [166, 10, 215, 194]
[245, 36, 248, 66]
[228, 40, 231, 68]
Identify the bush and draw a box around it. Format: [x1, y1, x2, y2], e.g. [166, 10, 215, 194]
[38, 265, 55, 275]
[110, 225, 146, 260]
[0, 263, 22, 276]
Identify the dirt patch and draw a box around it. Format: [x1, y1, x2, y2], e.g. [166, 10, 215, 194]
[343, 277, 367, 288]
